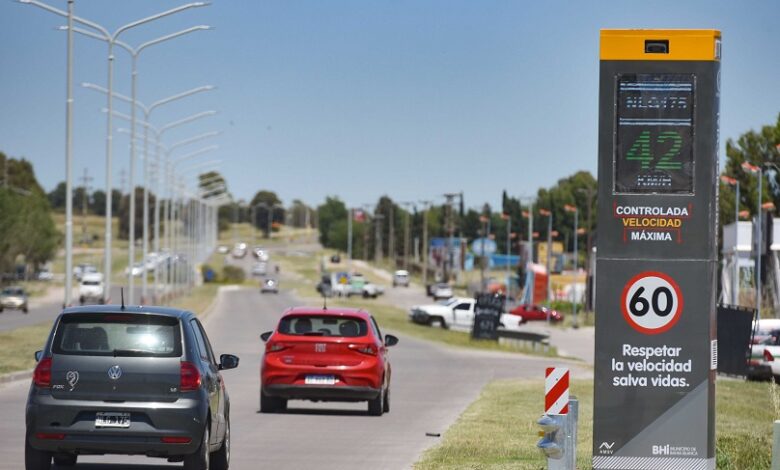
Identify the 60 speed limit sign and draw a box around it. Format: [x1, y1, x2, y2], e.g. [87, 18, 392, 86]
[620, 271, 683, 335]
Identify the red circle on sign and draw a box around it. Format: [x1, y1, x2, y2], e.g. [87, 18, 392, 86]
[620, 271, 683, 335]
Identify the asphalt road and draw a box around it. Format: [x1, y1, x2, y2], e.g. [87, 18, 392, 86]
[0, 268, 589, 469]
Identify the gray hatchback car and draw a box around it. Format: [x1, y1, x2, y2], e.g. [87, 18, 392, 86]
[25, 305, 239, 470]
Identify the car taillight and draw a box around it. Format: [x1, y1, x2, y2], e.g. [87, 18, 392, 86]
[180, 361, 201, 391]
[266, 342, 289, 353]
[349, 344, 377, 355]
[765, 349, 775, 362]
[33, 357, 52, 388]
[161, 436, 192, 444]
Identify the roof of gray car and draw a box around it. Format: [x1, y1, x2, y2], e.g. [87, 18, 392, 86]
[61, 304, 193, 319]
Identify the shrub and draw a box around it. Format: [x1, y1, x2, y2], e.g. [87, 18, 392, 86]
[221, 265, 245, 284]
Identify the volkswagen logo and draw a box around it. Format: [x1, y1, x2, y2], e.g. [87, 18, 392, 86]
[107, 365, 122, 380]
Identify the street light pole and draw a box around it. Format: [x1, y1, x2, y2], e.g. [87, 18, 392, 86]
[721, 175, 740, 305]
[63, 0, 74, 306]
[742, 162, 763, 322]
[565, 204, 579, 328]
[419, 201, 432, 288]
[539, 208, 552, 306]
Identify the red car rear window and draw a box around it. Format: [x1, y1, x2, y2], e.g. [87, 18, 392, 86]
[278, 315, 368, 337]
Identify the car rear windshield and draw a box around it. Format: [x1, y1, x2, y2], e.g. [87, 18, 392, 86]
[52, 313, 182, 357]
[81, 281, 101, 286]
[278, 315, 368, 337]
[2, 288, 23, 295]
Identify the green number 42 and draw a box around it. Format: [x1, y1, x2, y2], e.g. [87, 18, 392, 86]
[625, 130, 683, 170]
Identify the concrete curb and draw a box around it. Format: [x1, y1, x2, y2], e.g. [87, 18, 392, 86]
[0, 368, 32, 386]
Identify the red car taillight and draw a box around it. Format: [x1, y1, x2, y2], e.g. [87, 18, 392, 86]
[266, 342, 290, 353]
[349, 344, 377, 356]
[33, 357, 52, 388]
[180, 361, 201, 391]
[765, 349, 775, 362]
[161, 436, 192, 444]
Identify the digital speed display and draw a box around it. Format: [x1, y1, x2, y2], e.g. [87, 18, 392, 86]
[614, 74, 695, 194]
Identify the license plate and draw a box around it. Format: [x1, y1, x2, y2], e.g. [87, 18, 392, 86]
[95, 412, 130, 428]
[305, 375, 336, 385]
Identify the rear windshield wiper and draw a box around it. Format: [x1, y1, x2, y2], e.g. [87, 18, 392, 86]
[112, 348, 153, 356]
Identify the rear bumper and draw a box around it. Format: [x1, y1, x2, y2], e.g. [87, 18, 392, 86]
[26, 391, 206, 456]
[264, 384, 380, 401]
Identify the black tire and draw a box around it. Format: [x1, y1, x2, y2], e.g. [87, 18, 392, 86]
[368, 386, 384, 416]
[260, 390, 286, 413]
[23, 306, 28, 314]
[183, 424, 209, 470]
[52, 454, 77, 466]
[434, 317, 448, 329]
[79, 296, 84, 306]
[24, 437, 51, 470]
[363, 292, 369, 298]
[210, 417, 230, 470]
[383, 385, 390, 413]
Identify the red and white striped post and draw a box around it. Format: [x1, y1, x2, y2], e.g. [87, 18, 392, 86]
[545, 367, 569, 415]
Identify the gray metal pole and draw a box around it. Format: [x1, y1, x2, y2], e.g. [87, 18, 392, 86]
[506, 215, 511, 287]
[422, 204, 429, 288]
[734, 181, 740, 305]
[141, 110, 150, 303]
[64, 0, 74, 306]
[573, 210, 579, 328]
[757, 170, 763, 322]
[103, 40, 115, 303]
[128, 54, 138, 304]
[347, 208, 353, 267]
[547, 214, 552, 308]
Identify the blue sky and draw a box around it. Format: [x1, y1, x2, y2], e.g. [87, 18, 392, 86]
[1, 0, 778, 209]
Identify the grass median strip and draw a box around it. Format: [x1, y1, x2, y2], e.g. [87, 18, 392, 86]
[414, 378, 773, 469]
[0, 322, 52, 375]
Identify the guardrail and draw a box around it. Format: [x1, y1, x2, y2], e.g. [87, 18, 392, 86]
[497, 329, 550, 353]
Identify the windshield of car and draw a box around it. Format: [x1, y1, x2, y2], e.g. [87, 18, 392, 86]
[52, 313, 182, 357]
[278, 315, 368, 337]
[81, 280, 101, 286]
[438, 298, 458, 306]
[1, 288, 23, 296]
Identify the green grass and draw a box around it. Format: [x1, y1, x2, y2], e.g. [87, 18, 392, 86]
[415, 378, 774, 469]
[0, 323, 52, 375]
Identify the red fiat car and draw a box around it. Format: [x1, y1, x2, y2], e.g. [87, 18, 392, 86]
[509, 304, 563, 322]
[260, 307, 398, 416]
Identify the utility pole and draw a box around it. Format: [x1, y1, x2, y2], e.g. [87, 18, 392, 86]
[374, 213, 385, 264]
[401, 202, 413, 270]
[420, 200, 432, 288]
[119, 168, 127, 195]
[362, 204, 372, 262]
[577, 187, 597, 312]
[443, 193, 458, 282]
[347, 207, 352, 270]
[79, 168, 93, 244]
[388, 204, 395, 267]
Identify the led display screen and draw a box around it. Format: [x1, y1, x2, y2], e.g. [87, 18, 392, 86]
[614, 74, 695, 194]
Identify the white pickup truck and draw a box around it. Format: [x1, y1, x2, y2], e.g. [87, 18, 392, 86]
[409, 297, 523, 331]
[749, 319, 780, 382]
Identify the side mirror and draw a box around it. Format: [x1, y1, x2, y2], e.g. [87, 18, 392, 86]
[385, 334, 399, 347]
[219, 354, 240, 370]
[34, 350, 43, 362]
[260, 331, 273, 342]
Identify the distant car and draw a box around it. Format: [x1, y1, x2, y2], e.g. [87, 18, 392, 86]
[124, 262, 145, 278]
[260, 307, 397, 416]
[0, 286, 28, 313]
[37, 269, 54, 281]
[217, 245, 229, 254]
[254, 248, 269, 262]
[748, 319, 780, 382]
[330, 254, 341, 263]
[251, 262, 268, 277]
[392, 270, 410, 287]
[232, 243, 247, 259]
[361, 282, 384, 299]
[73, 263, 97, 281]
[261, 278, 279, 294]
[431, 283, 453, 301]
[79, 273, 105, 305]
[509, 304, 563, 323]
[25, 305, 239, 470]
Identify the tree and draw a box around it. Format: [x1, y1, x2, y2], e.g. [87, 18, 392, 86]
[317, 197, 348, 249]
[250, 190, 285, 237]
[117, 187, 156, 241]
[720, 113, 780, 226]
[0, 154, 59, 277]
[535, 171, 597, 253]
